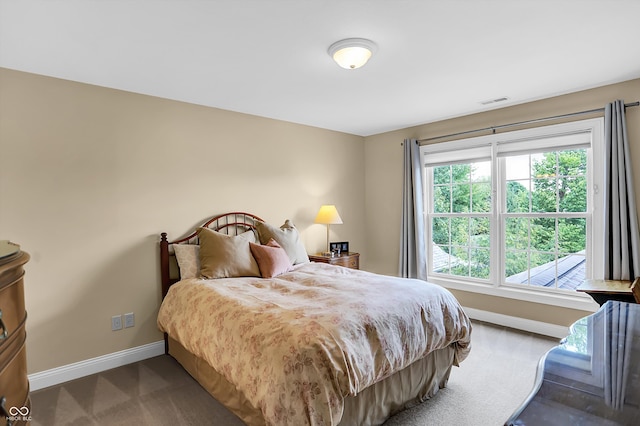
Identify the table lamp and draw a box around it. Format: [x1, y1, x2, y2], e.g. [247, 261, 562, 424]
[314, 205, 343, 255]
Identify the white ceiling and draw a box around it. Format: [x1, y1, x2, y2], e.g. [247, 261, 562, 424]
[2, 0, 640, 137]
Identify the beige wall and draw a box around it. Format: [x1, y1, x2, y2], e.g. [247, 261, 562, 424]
[0, 68, 365, 373]
[4, 65, 639, 374]
[364, 78, 640, 327]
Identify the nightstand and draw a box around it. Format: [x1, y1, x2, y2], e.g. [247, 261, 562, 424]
[309, 252, 359, 270]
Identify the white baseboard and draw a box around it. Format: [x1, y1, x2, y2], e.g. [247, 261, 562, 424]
[28, 341, 165, 391]
[463, 306, 569, 339]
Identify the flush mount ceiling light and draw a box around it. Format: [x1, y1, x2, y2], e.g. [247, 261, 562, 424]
[328, 38, 377, 69]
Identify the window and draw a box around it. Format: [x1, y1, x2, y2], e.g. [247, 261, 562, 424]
[502, 149, 588, 290]
[431, 161, 491, 279]
[423, 119, 604, 308]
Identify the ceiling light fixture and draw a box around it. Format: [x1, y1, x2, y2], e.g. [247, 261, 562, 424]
[328, 38, 377, 70]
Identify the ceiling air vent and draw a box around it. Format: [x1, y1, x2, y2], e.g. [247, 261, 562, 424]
[480, 97, 509, 105]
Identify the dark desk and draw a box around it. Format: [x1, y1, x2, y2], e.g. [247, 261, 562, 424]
[576, 278, 640, 306]
[506, 301, 640, 425]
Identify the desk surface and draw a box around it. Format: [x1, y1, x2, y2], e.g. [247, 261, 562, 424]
[506, 301, 640, 425]
[576, 279, 633, 294]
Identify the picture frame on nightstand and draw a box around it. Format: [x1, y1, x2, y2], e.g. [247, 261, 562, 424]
[329, 241, 349, 255]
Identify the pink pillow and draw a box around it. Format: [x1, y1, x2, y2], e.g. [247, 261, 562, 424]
[249, 239, 293, 278]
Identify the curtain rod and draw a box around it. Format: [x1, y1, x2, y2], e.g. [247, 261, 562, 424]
[417, 101, 640, 144]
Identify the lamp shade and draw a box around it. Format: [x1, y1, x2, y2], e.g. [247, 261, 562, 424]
[328, 38, 376, 69]
[314, 205, 343, 225]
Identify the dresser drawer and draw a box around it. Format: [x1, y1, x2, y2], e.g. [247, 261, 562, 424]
[331, 256, 359, 269]
[344, 256, 359, 269]
[309, 253, 360, 270]
[0, 275, 26, 351]
[0, 249, 30, 426]
[0, 328, 30, 425]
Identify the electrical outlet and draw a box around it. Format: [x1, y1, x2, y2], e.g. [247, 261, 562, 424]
[111, 315, 122, 331]
[124, 312, 135, 328]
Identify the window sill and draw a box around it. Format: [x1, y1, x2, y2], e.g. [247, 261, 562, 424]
[429, 276, 600, 312]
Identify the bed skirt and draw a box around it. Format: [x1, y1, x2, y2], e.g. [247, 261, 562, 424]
[168, 336, 456, 425]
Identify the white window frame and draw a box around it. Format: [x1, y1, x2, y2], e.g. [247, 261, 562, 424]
[422, 118, 604, 311]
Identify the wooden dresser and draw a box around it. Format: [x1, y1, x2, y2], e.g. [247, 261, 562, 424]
[309, 252, 360, 270]
[0, 242, 30, 425]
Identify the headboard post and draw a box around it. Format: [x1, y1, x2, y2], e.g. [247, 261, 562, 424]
[160, 232, 170, 299]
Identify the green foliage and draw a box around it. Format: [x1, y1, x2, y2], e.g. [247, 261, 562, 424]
[432, 163, 492, 278]
[506, 181, 529, 212]
[558, 218, 586, 253]
[531, 150, 587, 213]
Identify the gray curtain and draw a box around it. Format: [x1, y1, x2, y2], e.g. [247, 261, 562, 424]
[399, 139, 427, 280]
[604, 100, 640, 280]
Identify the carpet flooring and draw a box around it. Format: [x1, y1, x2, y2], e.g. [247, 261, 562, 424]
[29, 321, 559, 425]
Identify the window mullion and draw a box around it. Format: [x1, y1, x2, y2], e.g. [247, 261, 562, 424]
[493, 144, 501, 288]
[424, 166, 432, 276]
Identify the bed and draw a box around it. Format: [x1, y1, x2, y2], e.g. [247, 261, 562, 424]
[157, 212, 472, 426]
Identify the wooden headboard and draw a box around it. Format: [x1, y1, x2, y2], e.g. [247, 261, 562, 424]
[159, 212, 264, 299]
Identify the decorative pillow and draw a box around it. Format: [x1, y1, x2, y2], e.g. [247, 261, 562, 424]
[255, 220, 310, 265]
[173, 244, 200, 279]
[249, 239, 293, 278]
[197, 227, 260, 279]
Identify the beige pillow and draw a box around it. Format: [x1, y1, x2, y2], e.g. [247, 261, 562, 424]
[197, 227, 260, 279]
[255, 220, 309, 265]
[173, 244, 200, 279]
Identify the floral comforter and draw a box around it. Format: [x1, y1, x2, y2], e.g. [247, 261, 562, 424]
[157, 262, 471, 425]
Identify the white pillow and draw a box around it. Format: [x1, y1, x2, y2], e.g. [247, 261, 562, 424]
[173, 244, 200, 279]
